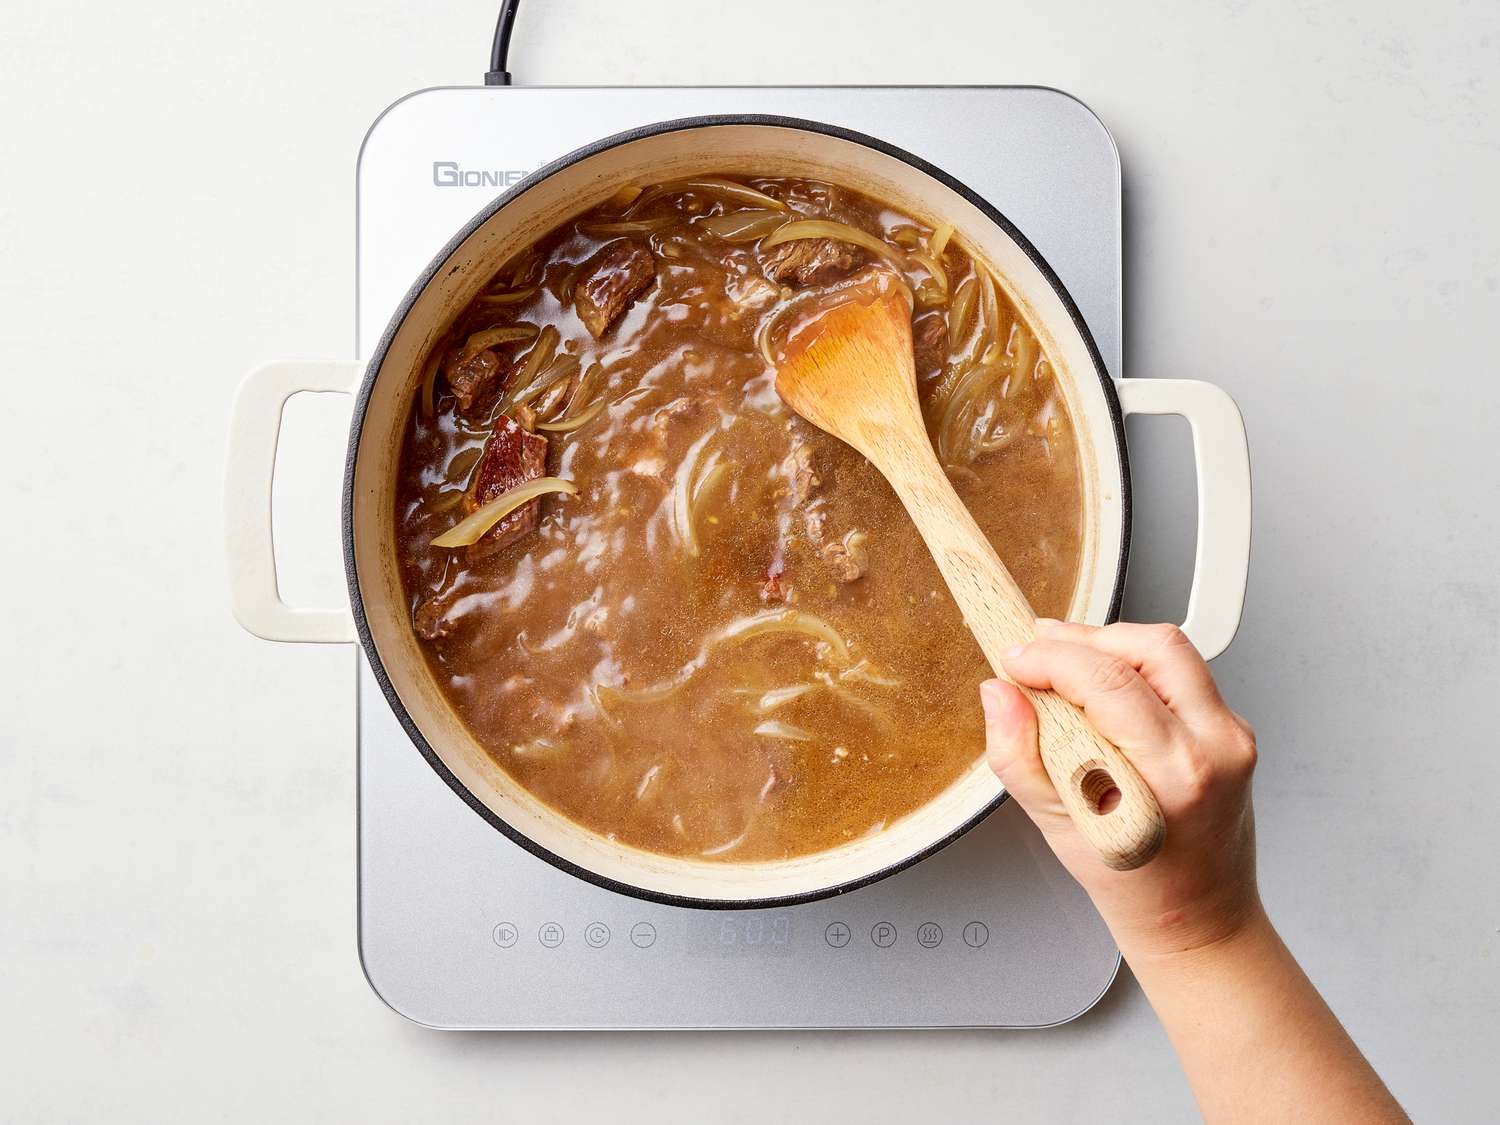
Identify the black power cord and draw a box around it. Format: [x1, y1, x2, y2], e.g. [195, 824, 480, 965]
[485, 0, 523, 85]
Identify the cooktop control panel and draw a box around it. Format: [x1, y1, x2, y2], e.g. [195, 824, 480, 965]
[357, 85, 1122, 1030]
[484, 914, 1001, 955]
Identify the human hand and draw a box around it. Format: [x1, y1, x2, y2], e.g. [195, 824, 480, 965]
[982, 620, 1261, 961]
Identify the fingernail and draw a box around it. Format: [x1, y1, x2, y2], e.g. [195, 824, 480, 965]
[1034, 617, 1060, 630]
[1002, 644, 1026, 660]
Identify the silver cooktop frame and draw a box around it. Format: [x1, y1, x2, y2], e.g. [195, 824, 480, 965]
[356, 85, 1122, 1030]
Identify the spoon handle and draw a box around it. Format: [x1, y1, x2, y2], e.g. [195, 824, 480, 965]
[883, 435, 1166, 871]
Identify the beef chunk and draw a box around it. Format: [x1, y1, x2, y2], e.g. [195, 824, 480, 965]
[792, 451, 835, 557]
[912, 312, 946, 373]
[804, 508, 829, 548]
[820, 531, 869, 583]
[624, 396, 705, 482]
[787, 442, 821, 506]
[761, 557, 787, 604]
[651, 395, 701, 434]
[413, 595, 454, 640]
[784, 441, 866, 582]
[574, 239, 656, 338]
[762, 238, 862, 287]
[446, 348, 503, 412]
[464, 414, 549, 560]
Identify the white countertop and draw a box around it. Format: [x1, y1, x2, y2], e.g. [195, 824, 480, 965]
[2, 1, 1496, 1120]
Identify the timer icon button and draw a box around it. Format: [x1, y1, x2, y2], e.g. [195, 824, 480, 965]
[963, 921, 990, 948]
[824, 921, 851, 948]
[584, 922, 610, 949]
[871, 921, 897, 948]
[538, 922, 565, 949]
[629, 922, 657, 948]
[917, 922, 943, 949]
[492, 922, 518, 949]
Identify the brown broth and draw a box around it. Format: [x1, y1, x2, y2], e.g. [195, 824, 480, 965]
[393, 176, 1083, 861]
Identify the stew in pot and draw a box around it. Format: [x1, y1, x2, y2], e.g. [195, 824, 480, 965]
[393, 175, 1084, 862]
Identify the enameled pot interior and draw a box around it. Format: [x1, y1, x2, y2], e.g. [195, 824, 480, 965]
[347, 120, 1126, 905]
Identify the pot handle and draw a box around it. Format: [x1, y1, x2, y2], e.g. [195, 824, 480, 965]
[226, 361, 362, 644]
[1116, 379, 1251, 661]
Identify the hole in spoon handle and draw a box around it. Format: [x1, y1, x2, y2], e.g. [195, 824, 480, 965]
[1041, 720, 1166, 871]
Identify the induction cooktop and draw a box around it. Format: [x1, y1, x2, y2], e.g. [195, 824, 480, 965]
[356, 85, 1123, 1029]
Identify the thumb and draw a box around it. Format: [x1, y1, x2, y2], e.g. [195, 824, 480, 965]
[980, 679, 1069, 832]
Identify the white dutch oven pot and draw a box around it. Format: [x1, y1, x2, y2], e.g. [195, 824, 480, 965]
[226, 117, 1251, 908]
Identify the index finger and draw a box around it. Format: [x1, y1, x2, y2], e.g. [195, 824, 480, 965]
[1000, 637, 1183, 763]
[1032, 619, 1227, 728]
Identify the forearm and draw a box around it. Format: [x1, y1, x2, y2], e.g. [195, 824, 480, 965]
[1123, 910, 1408, 1124]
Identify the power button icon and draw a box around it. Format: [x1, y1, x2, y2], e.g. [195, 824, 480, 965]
[629, 922, 657, 948]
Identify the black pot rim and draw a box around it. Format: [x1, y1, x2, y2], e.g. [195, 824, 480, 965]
[343, 112, 1131, 912]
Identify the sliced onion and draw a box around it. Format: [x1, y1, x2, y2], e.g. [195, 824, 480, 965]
[497, 325, 561, 411]
[418, 347, 443, 417]
[712, 609, 851, 665]
[428, 488, 467, 516]
[443, 445, 483, 485]
[536, 395, 607, 433]
[461, 323, 539, 359]
[701, 827, 752, 858]
[1005, 326, 1037, 400]
[505, 354, 577, 418]
[670, 433, 714, 557]
[510, 737, 564, 758]
[502, 251, 543, 288]
[635, 764, 662, 799]
[626, 177, 789, 218]
[978, 269, 1003, 364]
[515, 628, 575, 656]
[578, 218, 674, 237]
[976, 421, 1025, 456]
[755, 684, 814, 712]
[476, 287, 540, 306]
[541, 361, 605, 428]
[691, 458, 730, 511]
[759, 219, 904, 265]
[684, 456, 729, 549]
[572, 360, 606, 410]
[755, 288, 825, 370]
[937, 360, 1005, 464]
[929, 221, 954, 258]
[909, 247, 949, 295]
[840, 659, 901, 688]
[606, 184, 643, 209]
[696, 209, 791, 242]
[593, 680, 684, 708]
[752, 719, 813, 742]
[816, 671, 895, 729]
[757, 310, 781, 368]
[430, 476, 577, 548]
[915, 283, 947, 309]
[947, 276, 977, 351]
[533, 355, 581, 418]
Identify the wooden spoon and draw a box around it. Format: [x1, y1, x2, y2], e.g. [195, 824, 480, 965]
[774, 291, 1165, 870]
